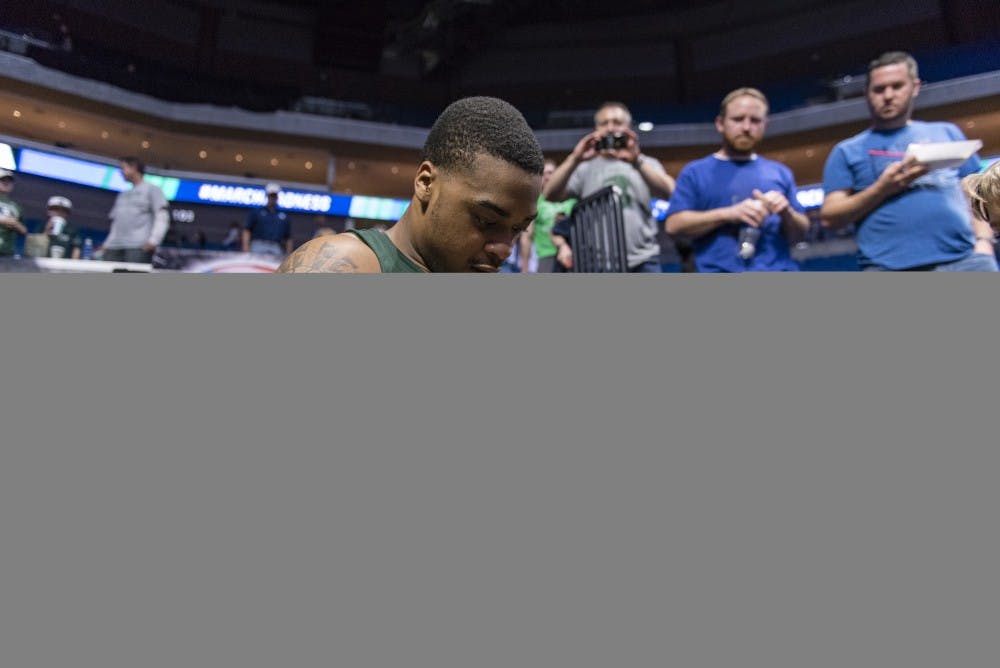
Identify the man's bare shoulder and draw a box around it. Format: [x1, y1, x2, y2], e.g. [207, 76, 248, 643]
[277, 233, 381, 273]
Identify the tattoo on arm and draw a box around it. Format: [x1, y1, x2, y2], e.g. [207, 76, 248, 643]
[277, 242, 361, 273]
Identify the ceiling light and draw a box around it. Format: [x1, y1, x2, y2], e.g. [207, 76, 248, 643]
[638, 122, 654, 132]
[305, 161, 313, 170]
[141, 140, 150, 149]
[199, 150, 208, 159]
[270, 158, 279, 166]
[235, 154, 244, 162]
[12, 110, 21, 118]
[100, 130, 109, 139]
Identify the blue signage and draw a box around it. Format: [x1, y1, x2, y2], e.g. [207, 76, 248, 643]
[15, 147, 411, 221]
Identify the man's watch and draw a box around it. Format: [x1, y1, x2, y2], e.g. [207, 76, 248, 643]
[632, 155, 646, 169]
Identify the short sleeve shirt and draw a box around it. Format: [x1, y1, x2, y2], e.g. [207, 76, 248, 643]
[668, 154, 803, 272]
[245, 207, 291, 244]
[822, 121, 980, 270]
[566, 155, 662, 268]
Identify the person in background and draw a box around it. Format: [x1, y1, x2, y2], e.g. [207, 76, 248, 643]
[543, 101, 675, 272]
[821, 51, 995, 271]
[101, 156, 170, 263]
[243, 183, 293, 256]
[665, 87, 809, 272]
[550, 211, 574, 272]
[963, 160, 1000, 237]
[520, 159, 575, 272]
[0, 169, 27, 258]
[43, 195, 82, 259]
[501, 229, 536, 273]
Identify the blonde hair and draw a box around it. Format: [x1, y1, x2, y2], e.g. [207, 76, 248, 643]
[963, 161, 1000, 228]
[719, 88, 769, 118]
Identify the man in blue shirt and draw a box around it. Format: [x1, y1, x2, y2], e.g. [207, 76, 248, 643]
[666, 88, 809, 272]
[821, 51, 995, 271]
[243, 183, 293, 256]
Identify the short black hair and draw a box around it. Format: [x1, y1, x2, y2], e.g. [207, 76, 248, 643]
[422, 96, 544, 176]
[119, 156, 146, 175]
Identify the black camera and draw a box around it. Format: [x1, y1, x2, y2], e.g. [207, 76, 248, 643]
[596, 133, 629, 151]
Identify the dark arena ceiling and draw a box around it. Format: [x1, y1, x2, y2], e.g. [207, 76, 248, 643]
[6, 0, 998, 125]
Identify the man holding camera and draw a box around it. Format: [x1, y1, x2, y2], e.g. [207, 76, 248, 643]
[543, 102, 675, 272]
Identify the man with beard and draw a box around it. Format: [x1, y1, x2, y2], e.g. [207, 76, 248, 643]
[821, 51, 995, 271]
[543, 101, 675, 272]
[666, 88, 809, 272]
[277, 96, 543, 273]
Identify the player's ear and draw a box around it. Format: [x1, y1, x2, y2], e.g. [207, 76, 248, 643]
[415, 161, 437, 206]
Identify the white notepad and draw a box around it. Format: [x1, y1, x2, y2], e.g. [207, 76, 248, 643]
[904, 139, 983, 171]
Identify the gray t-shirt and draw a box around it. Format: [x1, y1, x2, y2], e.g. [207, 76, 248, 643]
[104, 181, 169, 249]
[567, 155, 662, 267]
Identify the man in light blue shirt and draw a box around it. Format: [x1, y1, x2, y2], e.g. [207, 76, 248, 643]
[821, 51, 995, 271]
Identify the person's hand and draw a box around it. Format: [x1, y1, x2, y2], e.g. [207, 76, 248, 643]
[556, 244, 573, 269]
[614, 128, 641, 165]
[142, 242, 157, 252]
[728, 198, 770, 227]
[875, 156, 930, 196]
[572, 130, 602, 163]
[753, 189, 790, 215]
[0, 216, 25, 234]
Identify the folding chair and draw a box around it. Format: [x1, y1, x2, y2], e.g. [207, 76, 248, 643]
[567, 185, 628, 273]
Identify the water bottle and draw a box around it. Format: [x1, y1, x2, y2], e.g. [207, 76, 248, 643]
[737, 226, 760, 260]
[82, 237, 94, 260]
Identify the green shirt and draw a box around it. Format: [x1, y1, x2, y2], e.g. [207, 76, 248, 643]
[0, 196, 23, 257]
[349, 228, 424, 273]
[533, 195, 576, 259]
[47, 222, 83, 258]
